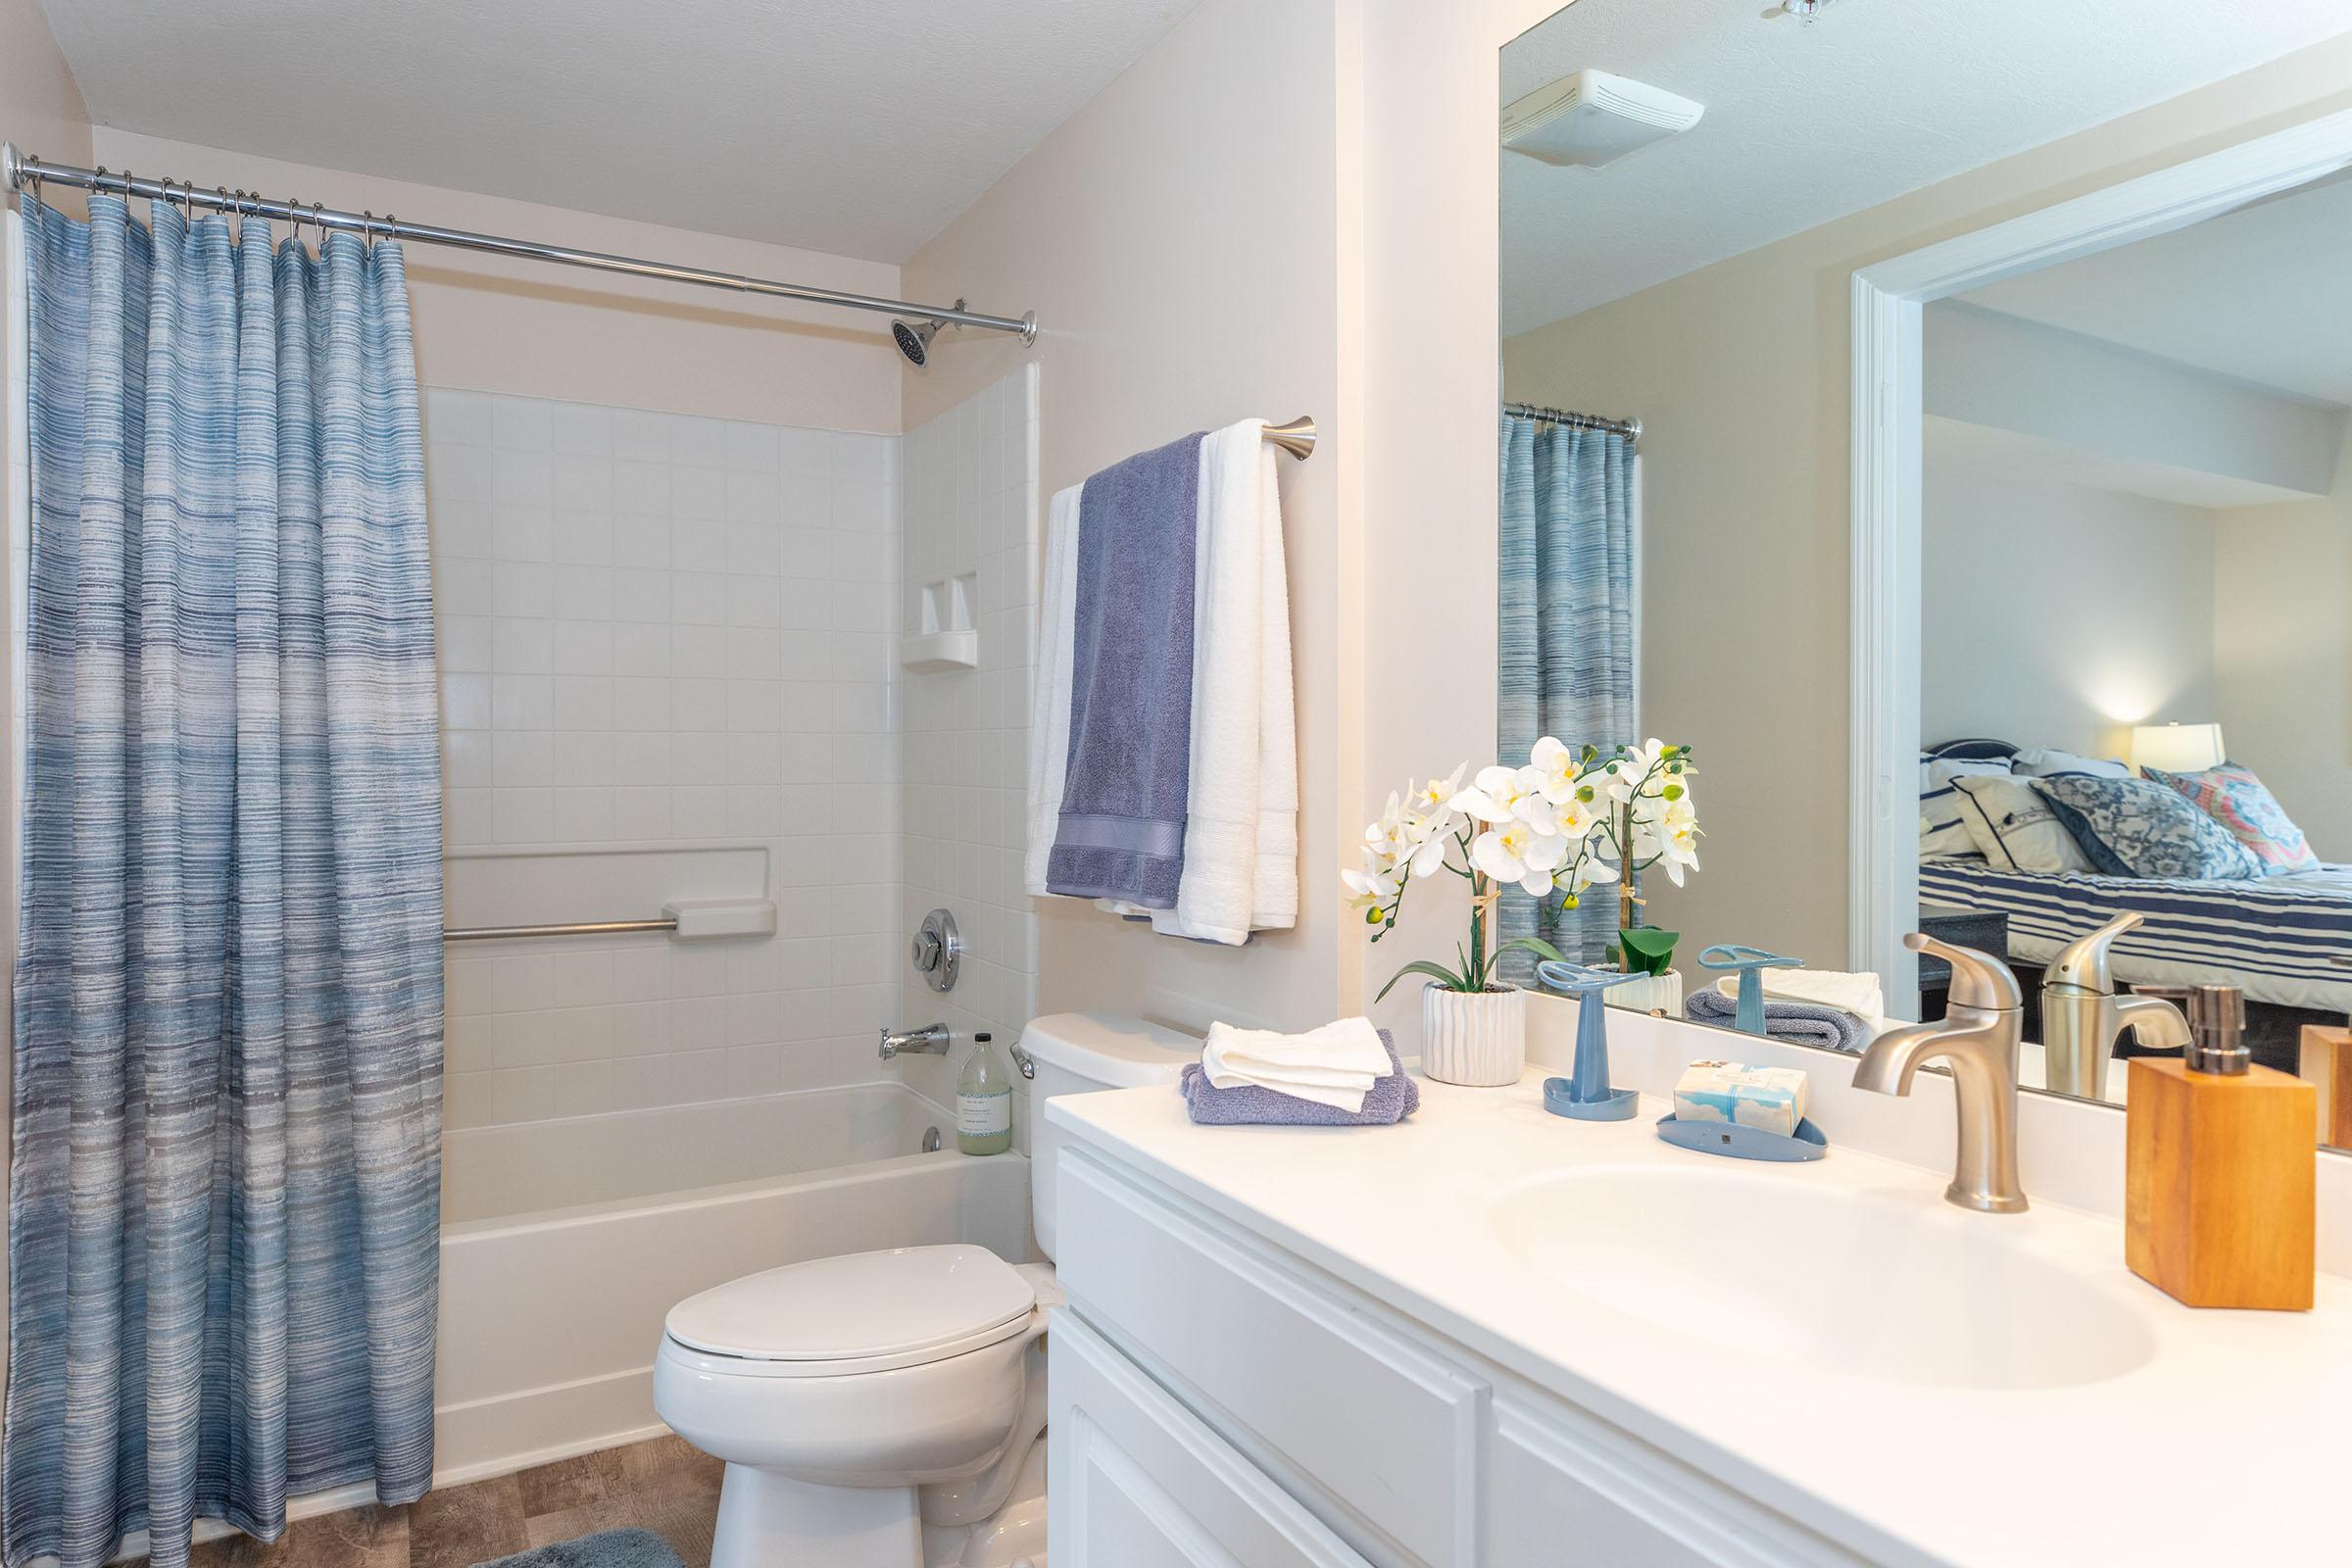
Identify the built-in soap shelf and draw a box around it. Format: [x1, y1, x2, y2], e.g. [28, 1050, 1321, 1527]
[901, 571, 981, 672]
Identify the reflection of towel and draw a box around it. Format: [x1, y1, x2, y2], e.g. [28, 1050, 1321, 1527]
[1046, 433, 1206, 907]
[1686, 989, 1871, 1053]
[1201, 1016, 1390, 1111]
[1716, 967, 1885, 1019]
[1181, 1032, 1420, 1126]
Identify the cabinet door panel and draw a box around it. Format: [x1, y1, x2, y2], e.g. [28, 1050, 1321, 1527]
[1052, 1307, 1374, 1568]
[1056, 1149, 1484, 1564]
[1490, 1396, 1871, 1568]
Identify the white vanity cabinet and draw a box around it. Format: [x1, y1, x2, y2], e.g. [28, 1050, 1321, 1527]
[1049, 1145, 1871, 1568]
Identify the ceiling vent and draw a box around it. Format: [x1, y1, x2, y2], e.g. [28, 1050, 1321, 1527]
[1501, 70, 1706, 170]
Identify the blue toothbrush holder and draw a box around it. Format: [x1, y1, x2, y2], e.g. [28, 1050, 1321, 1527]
[1534, 959, 1654, 1121]
[1696, 944, 1804, 1035]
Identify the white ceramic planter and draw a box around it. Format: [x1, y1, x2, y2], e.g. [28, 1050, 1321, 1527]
[1420, 984, 1526, 1087]
[1602, 968, 1685, 1016]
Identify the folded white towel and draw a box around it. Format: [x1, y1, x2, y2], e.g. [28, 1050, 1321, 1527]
[1023, 482, 1083, 899]
[1717, 967, 1886, 1021]
[1201, 1016, 1391, 1113]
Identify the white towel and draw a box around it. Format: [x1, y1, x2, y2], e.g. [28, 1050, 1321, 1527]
[1202, 1017, 1391, 1113]
[1717, 967, 1886, 1021]
[1023, 482, 1083, 899]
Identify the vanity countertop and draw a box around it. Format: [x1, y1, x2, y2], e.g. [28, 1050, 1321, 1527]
[1050, 1070, 2352, 1568]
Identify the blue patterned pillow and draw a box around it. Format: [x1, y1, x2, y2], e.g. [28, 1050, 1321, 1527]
[2028, 775, 2263, 881]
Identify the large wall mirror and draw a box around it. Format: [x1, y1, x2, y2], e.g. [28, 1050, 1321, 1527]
[1500, 0, 2352, 1152]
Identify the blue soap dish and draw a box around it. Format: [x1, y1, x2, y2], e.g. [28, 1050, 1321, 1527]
[1543, 1076, 1640, 1122]
[1655, 1112, 1828, 1162]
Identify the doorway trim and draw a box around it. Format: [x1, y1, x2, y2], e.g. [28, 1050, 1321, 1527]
[1848, 106, 2352, 999]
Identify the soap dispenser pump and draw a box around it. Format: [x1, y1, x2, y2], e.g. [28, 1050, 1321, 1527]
[2126, 985, 2315, 1310]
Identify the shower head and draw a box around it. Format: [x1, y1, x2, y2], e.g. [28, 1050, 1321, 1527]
[890, 299, 965, 367]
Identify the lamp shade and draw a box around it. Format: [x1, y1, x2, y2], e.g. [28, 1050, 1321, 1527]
[2132, 722, 2226, 775]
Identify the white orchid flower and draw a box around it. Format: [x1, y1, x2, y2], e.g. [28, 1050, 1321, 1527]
[1454, 763, 1537, 825]
[1527, 736, 1583, 804]
[1471, 818, 1568, 898]
[1342, 846, 1402, 927]
[1653, 800, 1702, 887]
[1400, 812, 1454, 878]
[1550, 792, 1605, 842]
[1405, 763, 1468, 822]
[1363, 791, 1414, 857]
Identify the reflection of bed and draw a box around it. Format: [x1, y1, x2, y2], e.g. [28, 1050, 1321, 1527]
[1919, 858, 2352, 1013]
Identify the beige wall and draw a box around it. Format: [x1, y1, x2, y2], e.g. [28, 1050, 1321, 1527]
[89, 128, 905, 434]
[1503, 30, 2352, 967]
[1922, 456, 2220, 764]
[900, 0, 1352, 1033]
[2216, 423, 2352, 863]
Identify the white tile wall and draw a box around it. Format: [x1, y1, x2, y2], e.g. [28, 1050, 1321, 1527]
[424, 387, 903, 1129]
[896, 367, 1041, 1129]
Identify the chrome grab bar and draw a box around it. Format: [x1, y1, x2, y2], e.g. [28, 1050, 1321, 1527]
[443, 917, 678, 943]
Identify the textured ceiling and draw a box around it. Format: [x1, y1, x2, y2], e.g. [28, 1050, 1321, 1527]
[38, 0, 1199, 263]
[1956, 172, 2352, 407]
[1502, 0, 2352, 336]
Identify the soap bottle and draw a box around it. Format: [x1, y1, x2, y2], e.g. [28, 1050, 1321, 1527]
[956, 1032, 1015, 1155]
[2125, 985, 2315, 1310]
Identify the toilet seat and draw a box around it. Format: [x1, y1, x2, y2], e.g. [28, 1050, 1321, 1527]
[663, 1244, 1036, 1379]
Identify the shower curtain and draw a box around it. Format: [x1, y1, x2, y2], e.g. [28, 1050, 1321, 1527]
[1497, 412, 1638, 974]
[6, 193, 443, 1568]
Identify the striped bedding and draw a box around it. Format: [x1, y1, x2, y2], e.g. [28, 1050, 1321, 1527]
[1920, 858, 2352, 1013]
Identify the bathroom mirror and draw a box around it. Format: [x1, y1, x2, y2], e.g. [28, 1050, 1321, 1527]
[1500, 0, 2352, 1152]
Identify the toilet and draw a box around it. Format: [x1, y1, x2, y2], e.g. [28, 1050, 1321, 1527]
[653, 1012, 1198, 1568]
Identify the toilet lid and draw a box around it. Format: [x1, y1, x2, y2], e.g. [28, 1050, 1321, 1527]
[664, 1244, 1035, 1365]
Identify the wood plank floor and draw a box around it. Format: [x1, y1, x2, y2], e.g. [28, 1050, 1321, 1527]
[184, 1436, 721, 1568]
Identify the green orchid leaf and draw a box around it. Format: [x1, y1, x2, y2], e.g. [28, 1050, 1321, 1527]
[1617, 926, 1680, 976]
[1376, 958, 1478, 1003]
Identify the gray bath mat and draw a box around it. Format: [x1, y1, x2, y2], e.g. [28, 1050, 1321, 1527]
[473, 1528, 686, 1568]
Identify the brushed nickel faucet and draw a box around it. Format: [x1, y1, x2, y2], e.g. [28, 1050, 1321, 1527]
[878, 1022, 951, 1061]
[1852, 933, 2029, 1213]
[2039, 912, 2191, 1100]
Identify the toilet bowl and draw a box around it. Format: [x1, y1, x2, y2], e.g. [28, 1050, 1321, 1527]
[652, 1013, 1198, 1568]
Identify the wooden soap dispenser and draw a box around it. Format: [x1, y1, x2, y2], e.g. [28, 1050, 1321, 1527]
[2127, 985, 2315, 1310]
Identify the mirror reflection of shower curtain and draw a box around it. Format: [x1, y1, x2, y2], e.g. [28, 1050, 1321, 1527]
[1497, 412, 1638, 973]
[6, 191, 443, 1568]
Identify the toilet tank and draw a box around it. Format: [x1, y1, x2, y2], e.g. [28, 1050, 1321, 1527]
[1019, 1012, 1199, 1260]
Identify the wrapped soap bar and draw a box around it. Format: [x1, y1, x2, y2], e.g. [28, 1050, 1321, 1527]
[1673, 1060, 1810, 1138]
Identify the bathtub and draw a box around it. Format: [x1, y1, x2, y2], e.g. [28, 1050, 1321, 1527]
[434, 1082, 1031, 1482]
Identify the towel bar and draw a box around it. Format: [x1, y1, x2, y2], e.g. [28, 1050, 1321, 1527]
[443, 917, 677, 942]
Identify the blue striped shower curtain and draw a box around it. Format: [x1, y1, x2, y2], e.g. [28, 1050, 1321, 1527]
[6, 194, 444, 1568]
[1498, 414, 1637, 973]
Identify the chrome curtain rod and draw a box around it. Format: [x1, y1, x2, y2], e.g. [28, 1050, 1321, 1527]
[1504, 400, 1642, 446]
[2, 143, 1037, 343]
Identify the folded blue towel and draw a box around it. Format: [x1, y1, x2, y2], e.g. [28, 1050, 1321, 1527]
[1047, 433, 1205, 909]
[1686, 988, 1871, 1053]
[1180, 1030, 1420, 1126]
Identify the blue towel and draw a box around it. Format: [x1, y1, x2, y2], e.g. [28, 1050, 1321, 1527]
[1047, 433, 1205, 908]
[1686, 988, 1871, 1053]
[1180, 1031, 1421, 1126]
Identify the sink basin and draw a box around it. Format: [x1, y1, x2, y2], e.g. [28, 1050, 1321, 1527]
[1488, 1165, 2157, 1392]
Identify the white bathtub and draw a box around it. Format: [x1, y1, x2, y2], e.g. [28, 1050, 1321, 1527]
[434, 1083, 1031, 1482]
